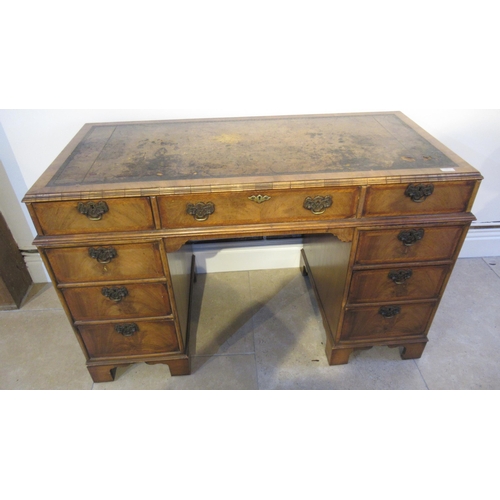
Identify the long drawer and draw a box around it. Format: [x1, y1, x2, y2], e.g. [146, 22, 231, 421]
[348, 264, 450, 304]
[354, 225, 466, 266]
[340, 302, 436, 342]
[62, 283, 172, 321]
[78, 319, 180, 359]
[158, 186, 360, 228]
[45, 242, 165, 284]
[31, 197, 155, 235]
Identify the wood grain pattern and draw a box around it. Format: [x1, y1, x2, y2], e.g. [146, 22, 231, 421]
[79, 319, 179, 359]
[354, 225, 467, 265]
[45, 242, 165, 284]
[348, 264, 450, 304]
[363, 180, 477, 217]
[32, 197, 155, 235]
[158, 187, 360, 228]
[63, 283, 171, 321]
[340, 302, 436, 341]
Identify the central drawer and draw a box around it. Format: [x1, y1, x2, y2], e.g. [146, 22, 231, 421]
[62, 283, 172, 321]
[158, 187, 360, 228]
[78, 319, 180, 359]
[45, 242, 165, 284]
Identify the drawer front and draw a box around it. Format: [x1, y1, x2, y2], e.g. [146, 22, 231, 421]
[45, 242, 165, 284]
[348, 264, 450, 304]
[79, 319, 180, 359]
[355, 225, 466, 265]
[32, 198, 155, 235]
[63, 283, 172, 321]
[158, 187, 360, 228]
[340, 302, 436, 342]
[363, 181, 476, 217]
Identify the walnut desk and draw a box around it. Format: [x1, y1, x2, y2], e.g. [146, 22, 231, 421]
[23, 112, 482, 383]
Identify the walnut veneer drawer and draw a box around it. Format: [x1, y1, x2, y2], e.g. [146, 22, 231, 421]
[340, 302, 436, 342]
[63, 283, 172, 322]
[79, 319, 180, 359]
[31, 198, 155, 235]
[158, 187, 360, 228]
[362, 181, 476, 217]
[354, 225, 466, 266]
[348, 264, 450, 304]
[45, 242, 165, 284]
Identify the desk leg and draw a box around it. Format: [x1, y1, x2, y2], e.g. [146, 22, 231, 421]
[87, 365, 119, 383]
[400, 342, 427, 360]
[146, 358, 191, 376]
[328, 348, 354, 365]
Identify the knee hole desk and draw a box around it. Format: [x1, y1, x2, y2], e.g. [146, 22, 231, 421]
[23, 112, 482, 383]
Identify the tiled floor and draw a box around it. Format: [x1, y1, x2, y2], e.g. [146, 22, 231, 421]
[1, 257, 499, 390]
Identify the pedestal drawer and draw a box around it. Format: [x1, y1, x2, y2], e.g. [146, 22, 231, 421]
[348, 264, 450, 304]
[340, 302, 436, 342]
[31, 197, 155, 235]
[45, 242, 165, 284]
[63, 283, 172, 321]
[79, 319, 180, 359]
[158, 186, 359, 228]
[355, 225, 466, 265]
[363, 180, 476, 217]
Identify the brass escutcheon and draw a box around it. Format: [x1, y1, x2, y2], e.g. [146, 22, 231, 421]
[248, 194, 271, 204]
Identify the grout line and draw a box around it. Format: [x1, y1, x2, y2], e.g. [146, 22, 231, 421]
[413, 359, 430, 390]
[191, 352, 255, 358]
[481, 258, 500, 279]
[247, 270, 261, 389]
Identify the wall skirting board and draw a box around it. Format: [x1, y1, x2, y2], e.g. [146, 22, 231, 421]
[23, 229, 500, 283]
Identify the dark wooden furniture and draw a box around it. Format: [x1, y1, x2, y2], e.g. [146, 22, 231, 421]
[0, 211, 33, 310]
[23, 112, 482, 382]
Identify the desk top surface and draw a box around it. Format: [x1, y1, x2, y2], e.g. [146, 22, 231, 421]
[25, 112, 481, 201]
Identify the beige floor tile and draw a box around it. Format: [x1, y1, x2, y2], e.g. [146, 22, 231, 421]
[251, 270, 427, 389]
[92, 363, 173, 390]
[483, 256, 500, 278]
[415, 258, 500, 389]
[21, 282, 63, 311]
[0, 309, 92, 390]
[189, 271, 255, 355]
[166, 354, 258, 390]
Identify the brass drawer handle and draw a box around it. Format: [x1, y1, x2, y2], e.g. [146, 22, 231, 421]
[186, 202, 215, 221]
[388, 269, 413, 285]
[379, 306, 401, 318]
[397, 228, 424, 246]
[89, 247, 117, 264]
[77, 201, 109, 221]
[114, 323, 138, 337]
[303, 195, 333, 215]
[405, 183, 434, 203]
[248, 194, 271, 204]
[101, 286, 128, 302]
